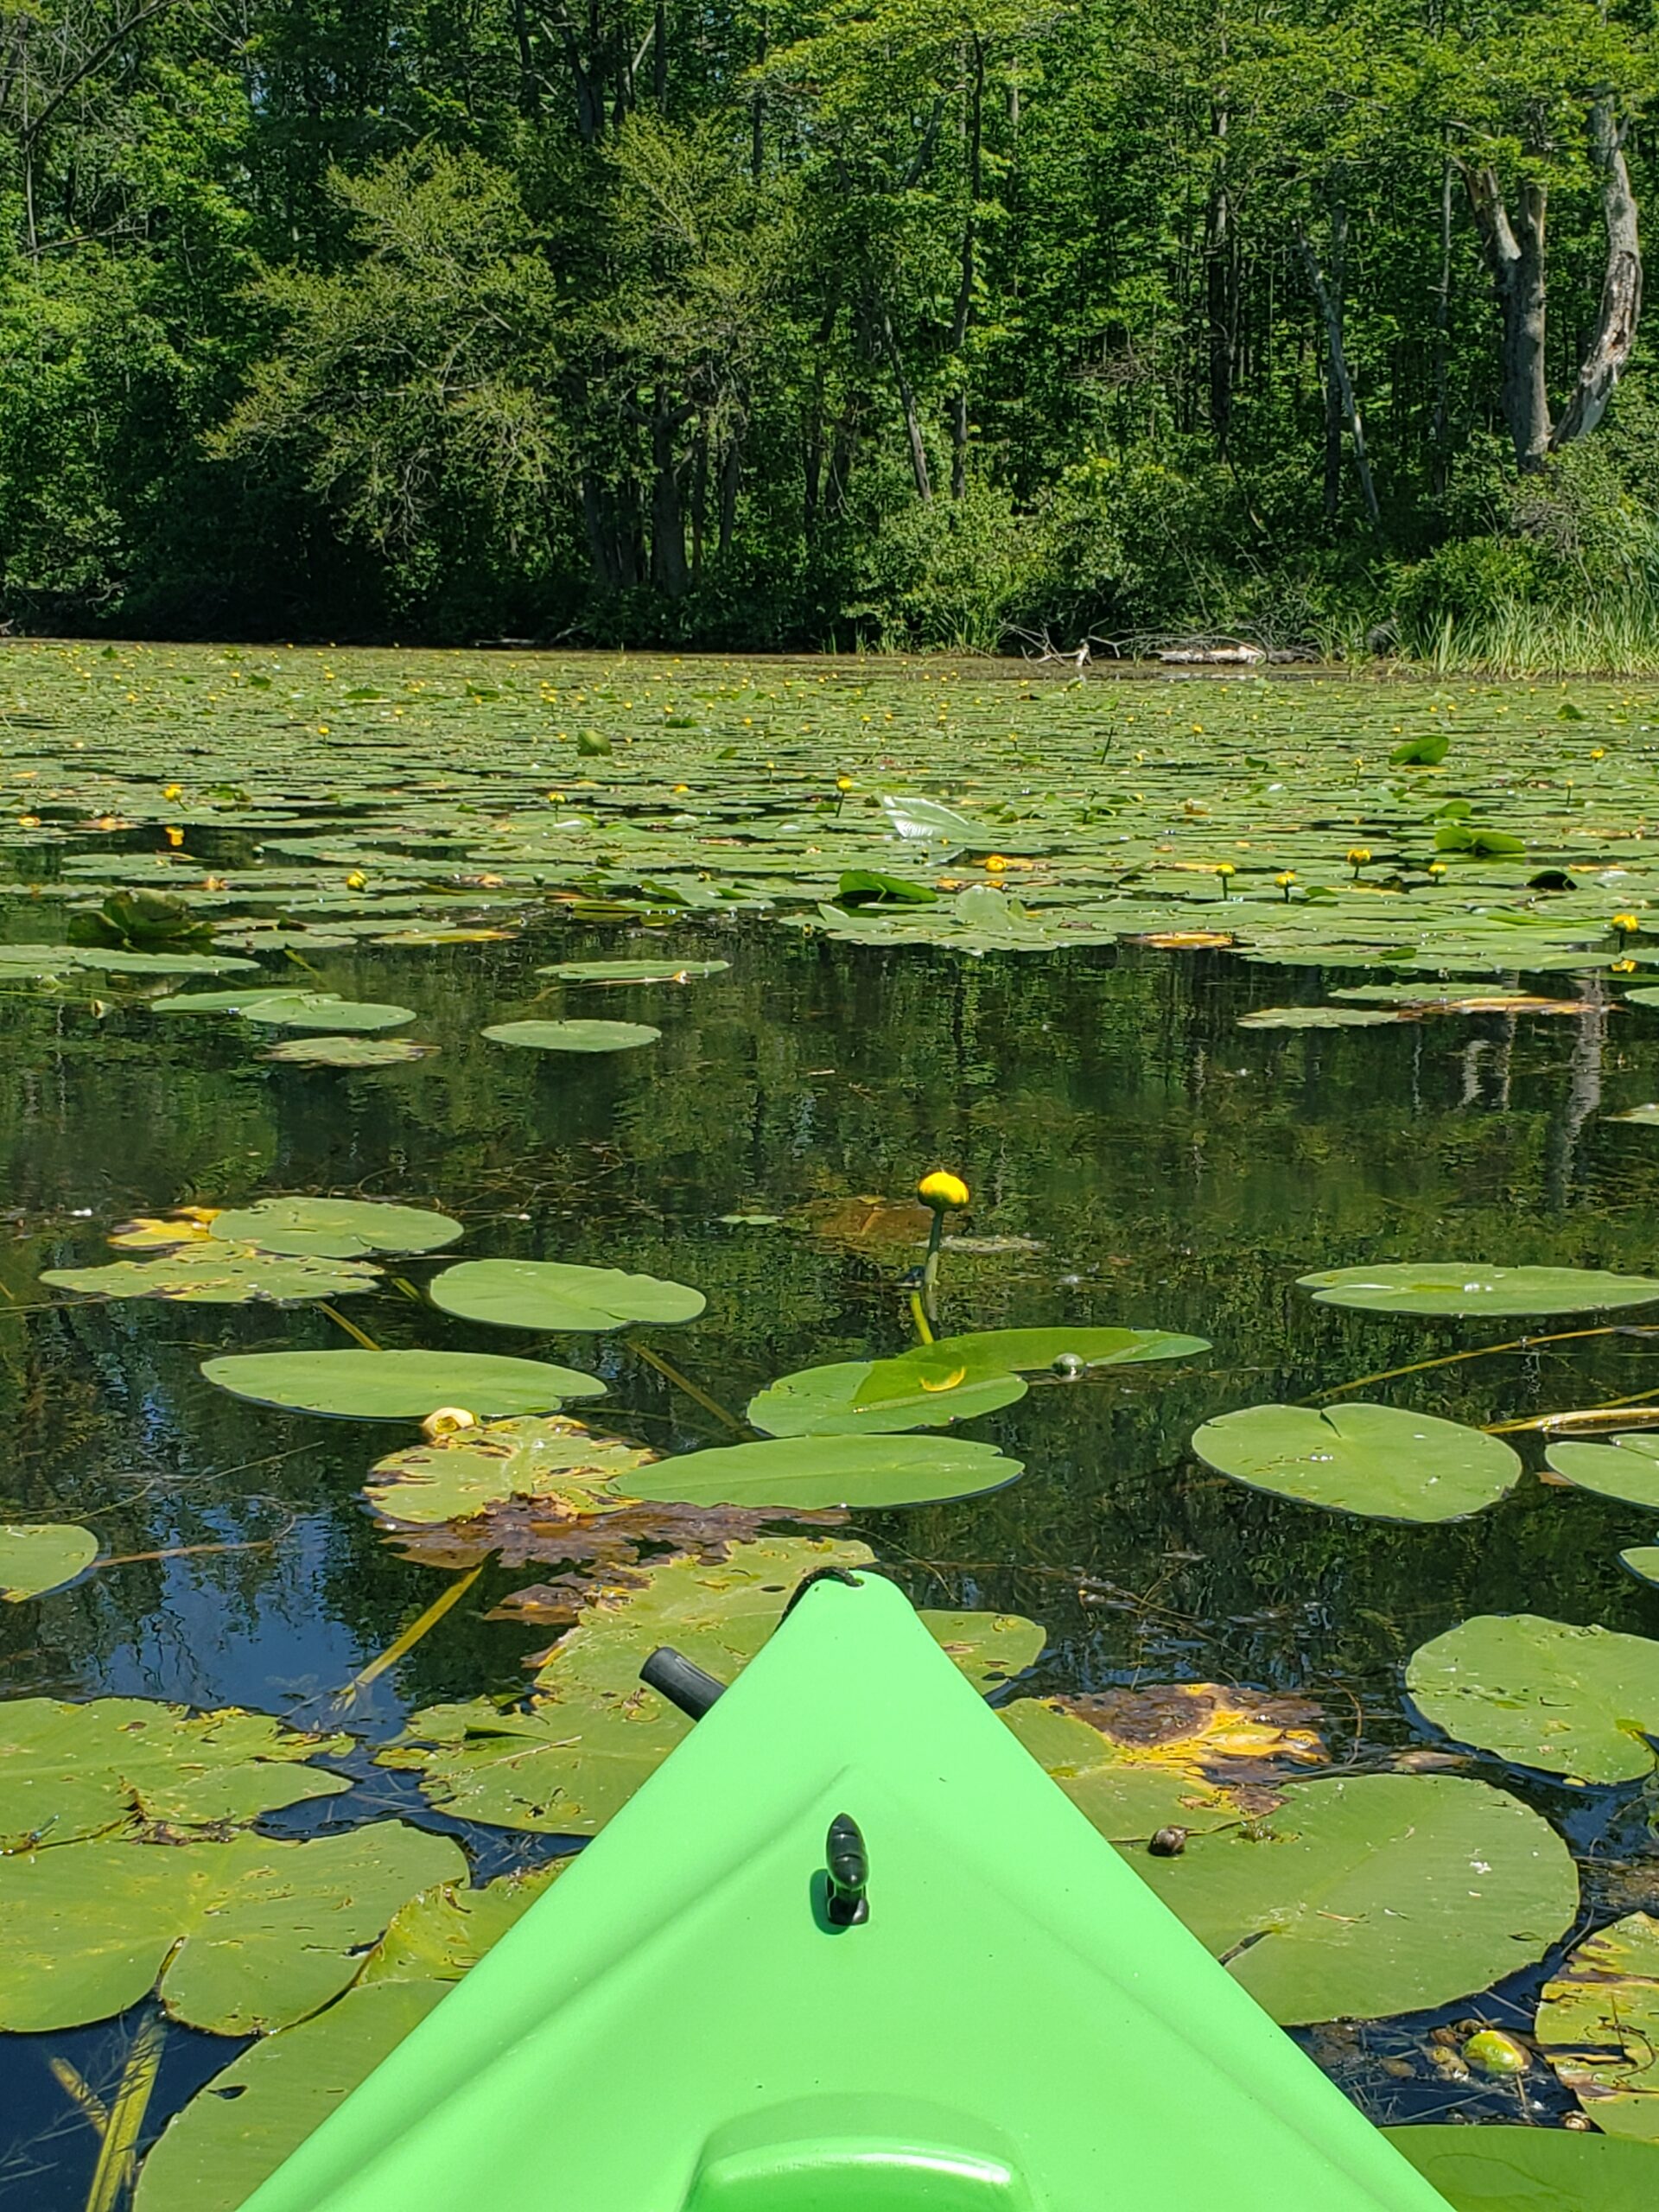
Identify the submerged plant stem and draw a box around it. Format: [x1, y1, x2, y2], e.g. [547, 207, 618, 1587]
[630, 1340, 747, 1433]
[84, 2012, 164, 2212]
[1312, 1325, 1621, 1400]
[318, 1300, 382, 1351]
[340, 1565, 484, 1702]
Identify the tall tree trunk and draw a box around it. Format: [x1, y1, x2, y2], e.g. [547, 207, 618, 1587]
[946, 33, 983, 500]
[1461, 166, 1550, 470]
[647, 391, 692, 596]
[880, 308, 931, 501]
[1320, 195, 1348, 520]
[1553, 97, 1642, 448]
[1298, 226, 1381, 524]
[718, 438, 741, 554]
[511, 0, 541, 115]
[1432, 154, 1453, 494]
[1205, 97, 1236, 454]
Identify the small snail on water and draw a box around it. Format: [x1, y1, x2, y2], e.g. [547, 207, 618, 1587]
[420, 1406, 479, 1442]
[1052, 1352, 1085, 1381]
[1148, 1826, 1187, 1858]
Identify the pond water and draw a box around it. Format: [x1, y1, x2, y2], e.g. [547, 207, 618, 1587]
[2, 646, 1659, 2206]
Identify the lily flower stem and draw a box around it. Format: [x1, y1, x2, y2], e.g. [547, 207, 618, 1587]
[908, 1288, 936, 1346]
[631, 1339, 748, 1434]
[339, 1564, 484, 1705]
[920, 1212, 945, 1334]
[318, 1300, 381, 1351]
[1309, 1324, 1621, 1401]
[83, 2010, 164, 2212]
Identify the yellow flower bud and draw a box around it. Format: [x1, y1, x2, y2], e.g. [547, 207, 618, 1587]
[1347, 846, 1371, 868]
[345, 871, 368, 891]
[1274, 871, 1295, 887]
[983, 855, 1008, 872]
[164, 825, 185, 848]
[1612, 912, 1641, 934]
[918, 1171, 969, 1211]
[162, 783, 183, 800]
[420, 1406, 478, 1442]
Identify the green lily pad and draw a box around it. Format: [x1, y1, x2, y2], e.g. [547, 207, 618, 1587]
[1190, 1402, 1522, 1522]
[879, 1326, 1212, 1379]
[1622, 1545, 1659, 1587]
[210, 1198, 464, 1260]
[1385, 2126, 1659, 2211]
[747, 1357, 1027, 1437]
[41, 1245, 383, 1304]
[134, 1981, 449, 2212]
[1298, 1262, 1659, 1317]
[1546, 1431, 1659, 1509]
[535, 958, 729, 982]
[1607, 1103, 1659, 1124]
[482, 1019, 660, 1052]
[626, 1433, 1024, 1510]
[262, 1035, 436, 1067]
[1536, 1912, 1659, 2139]
[156, 989, 416, 1031]
[357, 1863, 567, 1988]
[759, 1330, 1210, 1432]
[0, 1696, 353, 1848]
[1138, 1772, 1577, 2025]
[0, 1523, 98, 1602]
[426, 1258, 704, 1332]
[365, 1416, 655, 1526]
[1407, 1613, 1659, 1782]
[917, 1610, 1045, 1694]
[201, 1348, 605, 1421]
[0, 1821, 464, 2032]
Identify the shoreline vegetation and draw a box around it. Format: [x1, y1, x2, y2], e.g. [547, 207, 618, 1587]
[3, 3, 1658, 673]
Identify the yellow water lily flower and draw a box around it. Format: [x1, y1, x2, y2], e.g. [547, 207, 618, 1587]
[164, 825, 185, 848]
[162, 783, 183, 800]
[1612, 957, 1637, 974]
[1612, 912, 1641, 935]
[420, 1407, 478, 1442]
[1347, 846, 1371, 871]
[345, 871, 368, 891]
[918, 1171, 969, 1211]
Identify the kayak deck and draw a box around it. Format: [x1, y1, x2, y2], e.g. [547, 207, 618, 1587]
[242, 1569, 1449, 2210]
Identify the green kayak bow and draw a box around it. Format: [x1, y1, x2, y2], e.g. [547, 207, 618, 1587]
[241, 1567, 1450, 2210]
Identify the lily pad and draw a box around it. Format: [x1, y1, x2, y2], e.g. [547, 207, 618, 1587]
[0, 1696, 352, 1847]
[365, 1416, 655, 1526]
[427, 1258, 704, 1332]
[1298, 1262, 1659, 1317]
[1406, 1613, 1659, 1782]
[482, 1019, 660, 1052]
[1622, 1545, 1659, 1587]
[747, 1357, 1027, 1436]
[201, 1348, 605, 1421]
[753, 1329, 1211, 1432]
[209, 1197, 464, 1260]
[134, 1982, 448, 2212]
[1546, 1432, 1659, 1509]
[1385, 2126, 1659, 2212]
[0, 1522, 98, 1602]
[245, 996, 416, 1032]
[1536, 1912, 1659, 2139]
[1137, 1772, 1578, 2025]
[136, 1865, 566, 2212]
[535, 958, 728, 982]
[0, 1820, 464, 2032]
[262, 1035, 436, 1067]
[41, 1245, 383, 1304]
[626, 1433, 1025, 1510]
[1190, 1402, 1522, 1522]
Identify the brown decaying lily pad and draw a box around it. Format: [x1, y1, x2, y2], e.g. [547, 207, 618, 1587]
[1052, 1681, 1327, 1808]
[394, 1497, 847, 1578]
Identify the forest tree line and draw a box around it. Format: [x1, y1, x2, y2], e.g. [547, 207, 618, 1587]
[0, 0, 1654, 654]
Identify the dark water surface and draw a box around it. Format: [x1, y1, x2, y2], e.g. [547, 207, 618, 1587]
[4, 913, 1659, 2196]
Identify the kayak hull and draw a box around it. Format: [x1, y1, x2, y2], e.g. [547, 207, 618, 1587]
[241, 1569, 1450, 2210]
